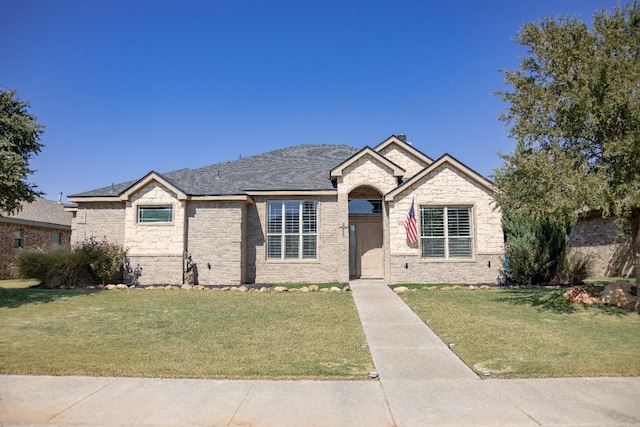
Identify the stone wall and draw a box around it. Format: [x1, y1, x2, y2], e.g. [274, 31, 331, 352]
[186, 201, 245, 285]
[377, 145, 428, 179]
[0, 222, 71, 279]
[570, 216, 635, 277]
[387, 164, 503, 284]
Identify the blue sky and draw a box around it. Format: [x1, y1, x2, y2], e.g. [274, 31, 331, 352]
[1, 0, 621, 201]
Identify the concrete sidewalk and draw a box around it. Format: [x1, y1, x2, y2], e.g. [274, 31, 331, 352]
[1, 280, 639, 426]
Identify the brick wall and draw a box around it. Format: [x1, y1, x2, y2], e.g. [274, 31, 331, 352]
[247, 196, 349, 284]
[570, 216, 635, 277]
[0, 222, 71, 279]
[186, 201, 245, 285]
[72, 202, 125, 245]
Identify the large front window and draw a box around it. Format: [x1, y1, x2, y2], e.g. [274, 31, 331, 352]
[420, 206, 472, 259]
[267, 200, 317, 260]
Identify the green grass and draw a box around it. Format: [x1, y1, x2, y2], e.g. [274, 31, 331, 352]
[0, 279, 40, 289]
[400, 287, 640, 378]
[0, 288, 373, 379]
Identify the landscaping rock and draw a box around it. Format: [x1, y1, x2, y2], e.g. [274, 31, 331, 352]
[342, 285, 351, 292]
[564, 286, 598, 305]
[602, 281, 637, 309]
[329, 286, 341, 292]
[300, 286, 309, 292]
[105, 284, 117, 290]
[259, 287, 268, 293]
[320, 287, 329, 292]
[309, 285, 319, 291]
[393, 286, 409, 293]
[238, 286, 248, 292]
[181, 284, 193, 290]
[273, 286, 288, 292]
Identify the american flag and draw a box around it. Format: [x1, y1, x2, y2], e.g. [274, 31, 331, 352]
[404, 199, 418, 245]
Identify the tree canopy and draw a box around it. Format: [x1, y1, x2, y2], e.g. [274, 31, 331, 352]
[0, 88, 44, 215]
[494, 2, 640, 290]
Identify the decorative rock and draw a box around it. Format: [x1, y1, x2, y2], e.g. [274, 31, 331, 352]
[221, 287, 230, 291]
[259, 287, 268, 293]
[164, 285, 174, 290]
[238, 286, 248, 292]
[289, 288, 299, 292]
[181, 284, 193, 290]
[273, 286, 288, 292]
[564, 286, 598, 305]
[602, 281, 638, 309]
[320, 287, 329, 292]
[342, 285, 351, 292]
[309, 285, 319, 291]
[300, 286, 309, 292]
[393, 286, 409, 293]
[116, 284, 128, 289]
[196, 285, 206, 290]
[229, 286, 239, 292]
[329, 286, 341, 292]
[468, 285, 476, 290]
[480, 285, 491, 290]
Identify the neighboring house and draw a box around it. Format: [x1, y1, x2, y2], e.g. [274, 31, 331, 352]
[67, 135, 504, 286]
[570, 215, 635, 277]
[0, 197, 73, 279]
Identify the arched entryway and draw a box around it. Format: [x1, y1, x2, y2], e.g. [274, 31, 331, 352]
[349, 186, 384, 279]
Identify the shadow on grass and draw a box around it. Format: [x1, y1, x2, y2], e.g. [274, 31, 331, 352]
[501, 288, 578, 314]
[0, 287, 101, 309]
[500, 287, 635, 317]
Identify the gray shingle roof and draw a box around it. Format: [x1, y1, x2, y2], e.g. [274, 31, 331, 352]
[0, 197, 72, 228]
[71, 144, 360, 197]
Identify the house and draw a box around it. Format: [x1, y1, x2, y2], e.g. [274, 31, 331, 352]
[67, 135, 504, 286]
[0, 197, 73, 279]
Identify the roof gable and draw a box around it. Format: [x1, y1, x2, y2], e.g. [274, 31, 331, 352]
[374, 135, 433, 166]
[330, 147, 405, 179]
[0, 197, 72, 228]
[385, 153, 495, 201]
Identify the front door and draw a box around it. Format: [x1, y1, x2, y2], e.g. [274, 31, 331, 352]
[349, 219, 383, 279]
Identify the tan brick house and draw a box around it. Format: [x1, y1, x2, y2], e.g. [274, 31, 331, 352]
[1, 197, 72, 279]
[67, 135, 504, 286]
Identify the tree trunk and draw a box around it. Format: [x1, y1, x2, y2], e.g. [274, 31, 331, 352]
[631, 208, 640, 311]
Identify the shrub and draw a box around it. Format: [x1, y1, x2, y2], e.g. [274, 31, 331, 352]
[553, 252, 592, 285]
[15, 238, 128, 287]
[502, 210, 571, 286]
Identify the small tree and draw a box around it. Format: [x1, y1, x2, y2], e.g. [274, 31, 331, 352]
[0, 88, 44, 215]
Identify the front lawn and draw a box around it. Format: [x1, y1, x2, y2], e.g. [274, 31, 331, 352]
[0, 287, 373, 379]
[399, 287, 640, 378]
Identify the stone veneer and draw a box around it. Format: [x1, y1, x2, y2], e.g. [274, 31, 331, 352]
[387, 165, 503, 284]
[376, 144, 428, 180]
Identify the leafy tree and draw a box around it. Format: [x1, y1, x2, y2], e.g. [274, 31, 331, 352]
[494, 2, 640, 304]
[0, 88, 44, 215]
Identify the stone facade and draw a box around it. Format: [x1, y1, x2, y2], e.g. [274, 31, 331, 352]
[376, 144, 428, 180]
[386, 164, 503, 284]
[569, 216, 635, 277]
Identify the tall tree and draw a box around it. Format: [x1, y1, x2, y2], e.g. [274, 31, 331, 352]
[0, 88, 44, 215]
[494, 2, 640, 304]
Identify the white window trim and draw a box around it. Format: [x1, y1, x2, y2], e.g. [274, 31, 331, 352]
[266, 200, 318, 261]
[419, 205, 474, 259]
[137, 205, 174, 224]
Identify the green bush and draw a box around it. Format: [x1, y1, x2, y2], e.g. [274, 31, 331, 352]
[502, 210, 572, 286]
[15, 238, 128, 287]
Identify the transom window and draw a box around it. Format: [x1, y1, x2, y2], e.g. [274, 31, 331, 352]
[420, 206, 473, 259]
[138, 206, 173, 223]
[267, 200, 317, 260]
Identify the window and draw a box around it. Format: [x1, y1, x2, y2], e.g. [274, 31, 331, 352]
[267, 200, 317, 260]
[138, 206, 173, 223]
[420, 206, 472, 259]
[14, 228, 23, 248]
[53, 232, 63, 246]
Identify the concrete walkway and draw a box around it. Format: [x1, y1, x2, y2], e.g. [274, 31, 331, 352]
[1, 280, 639, 426]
